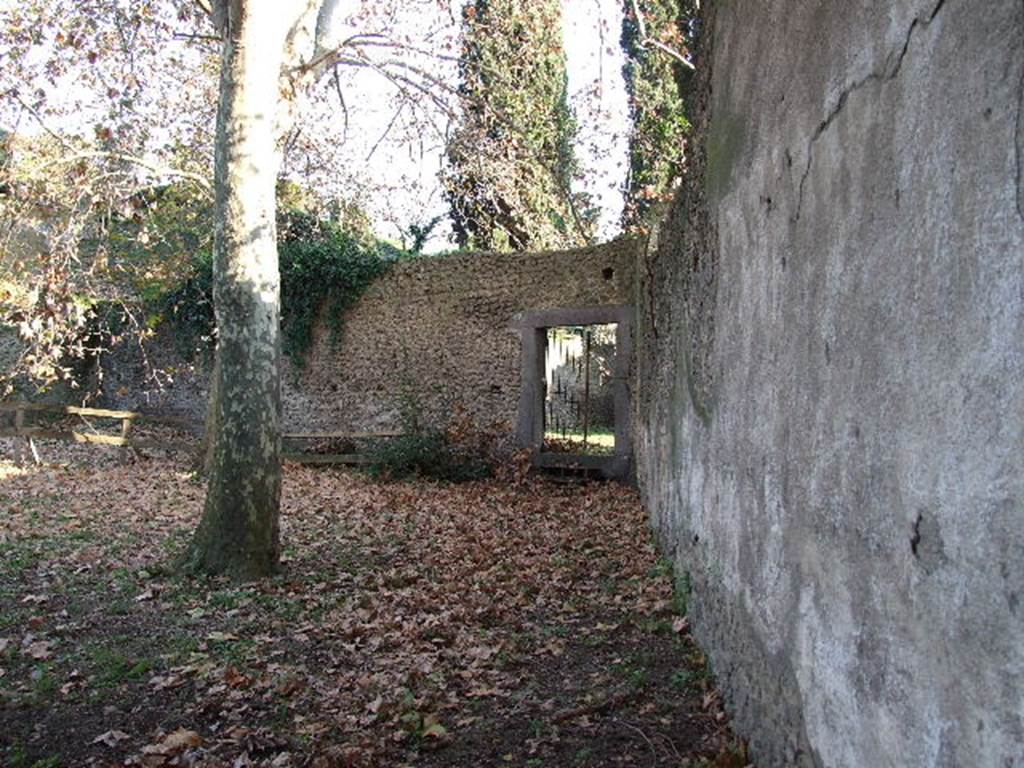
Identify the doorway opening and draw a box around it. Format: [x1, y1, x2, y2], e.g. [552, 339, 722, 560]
[543, 324, 617, 456]
[515, 305, 632, 480]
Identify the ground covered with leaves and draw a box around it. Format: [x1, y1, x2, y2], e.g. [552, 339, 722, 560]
[0, 438, 748, 767]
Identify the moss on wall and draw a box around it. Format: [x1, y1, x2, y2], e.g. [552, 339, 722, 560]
[706, 108, 745, 203]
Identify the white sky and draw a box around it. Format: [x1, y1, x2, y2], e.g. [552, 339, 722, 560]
[563, 0, 631, 240]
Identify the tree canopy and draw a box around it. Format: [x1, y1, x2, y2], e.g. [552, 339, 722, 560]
[0, 0, 699, 578]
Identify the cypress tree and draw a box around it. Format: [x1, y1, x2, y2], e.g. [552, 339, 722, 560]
[444, 0, 593, 252]
[621, 0, 695, 229]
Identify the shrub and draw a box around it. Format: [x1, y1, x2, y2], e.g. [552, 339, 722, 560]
[366, 428, 491, 483]
[160, 248, 215, 358]
[365, 398, 494, 483]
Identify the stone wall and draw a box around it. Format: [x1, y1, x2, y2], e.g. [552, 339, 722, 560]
[104, 240, 638, 436]
[283, 240, 637, 433]
[635, 2, 1024, 766]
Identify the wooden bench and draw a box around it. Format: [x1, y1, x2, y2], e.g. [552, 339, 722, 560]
[0, 402, 141, 464]
[0, 405, 402, 467]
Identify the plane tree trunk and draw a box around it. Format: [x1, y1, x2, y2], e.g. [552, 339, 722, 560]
[181, 0, 352, 579]
[183, 2, 293, 579]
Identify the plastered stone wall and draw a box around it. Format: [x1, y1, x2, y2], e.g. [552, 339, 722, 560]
[103, 240, 637, 435]
[636, 2, 1024, 766]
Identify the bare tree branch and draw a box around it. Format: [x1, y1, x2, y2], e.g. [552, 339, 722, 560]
[334, 54, 454, 130]
[331, 64, 350, 141]
[298, 32, 389, 79]
[38, 151, 211, 191]
[365, 103, 405, 162]
[629, 0, 695, 71]
[172, 31, 221, 42]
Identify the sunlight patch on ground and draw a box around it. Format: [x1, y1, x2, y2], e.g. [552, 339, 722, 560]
[544, 429, 615, 448]
[0, 458, 31, 481]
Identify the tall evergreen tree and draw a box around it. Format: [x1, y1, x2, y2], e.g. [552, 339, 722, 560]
[443, 0, 593, 252]
[621, 0, 695, 229]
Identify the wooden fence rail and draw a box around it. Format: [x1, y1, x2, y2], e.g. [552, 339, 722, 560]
[0, 402, 402, 466]
[0, 402, 141, 464]
[281, 430, 403, 465]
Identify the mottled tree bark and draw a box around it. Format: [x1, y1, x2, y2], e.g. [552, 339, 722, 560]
[183, 2, 291, 579]
[182, 0, 353, 578]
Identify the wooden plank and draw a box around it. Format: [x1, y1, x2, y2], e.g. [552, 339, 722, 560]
[0, 427, 185, 447]
[0, 402, 138, 420]
[282, 430, 403, 440]
[13, 408, 27, 465]
[0, 427, 129, 446]
[0, 402, 52, 413]
[119, 417, 133, 463]
[68, 431, 130, 446]
[281, 452, 373, 465]
[532, 452, 618, 470]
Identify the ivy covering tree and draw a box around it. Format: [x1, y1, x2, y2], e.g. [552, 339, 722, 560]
[443, 0, 593, 252]
[621, 0, 695, 229]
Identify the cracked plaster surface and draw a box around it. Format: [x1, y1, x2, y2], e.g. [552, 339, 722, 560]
[793, 0, 948, 223]
[1016, 2, 1024, 222]
[638, 1, 1024, 765]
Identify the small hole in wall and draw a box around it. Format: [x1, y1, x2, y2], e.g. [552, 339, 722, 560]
[692, 534, 700, 545]
[602, 267, 615, 281]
